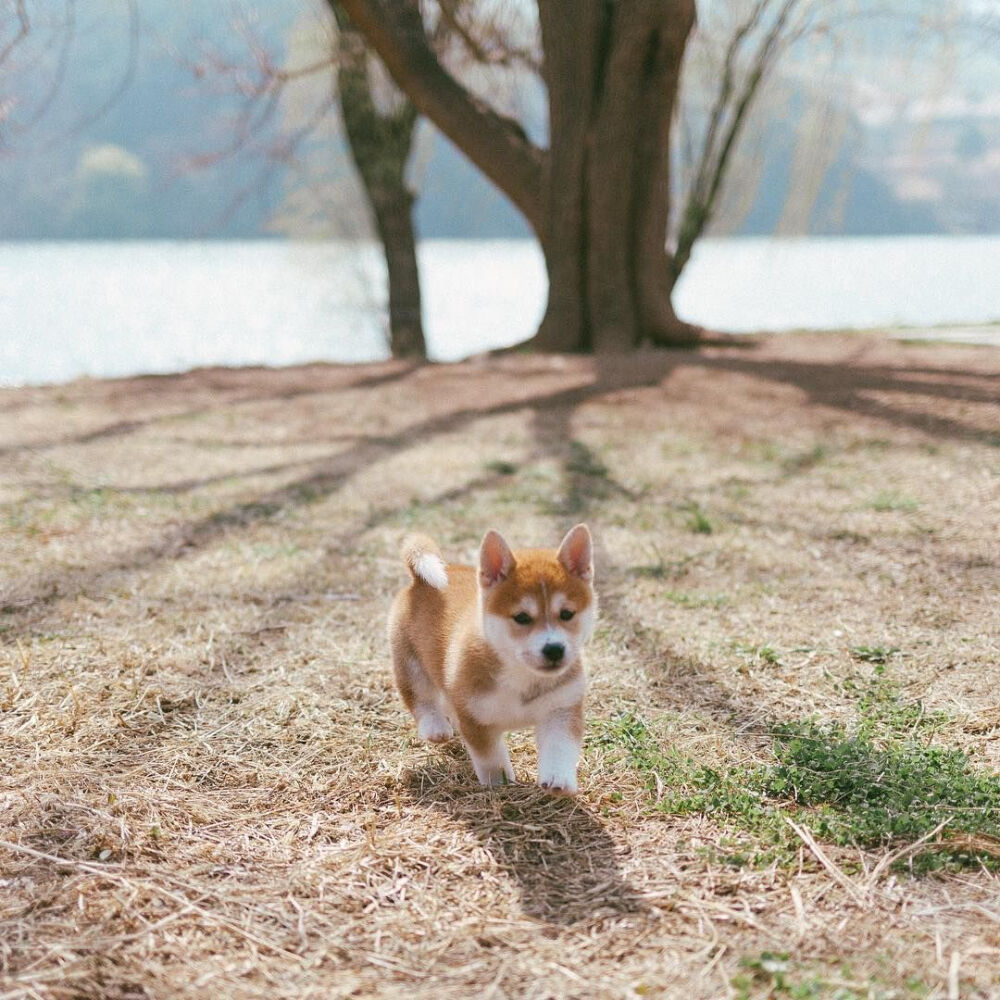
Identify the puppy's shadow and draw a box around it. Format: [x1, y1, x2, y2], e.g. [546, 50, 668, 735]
[401, 751, 645, 926]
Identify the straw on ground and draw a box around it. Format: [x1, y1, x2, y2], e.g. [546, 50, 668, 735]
[1, 333, 998, 999]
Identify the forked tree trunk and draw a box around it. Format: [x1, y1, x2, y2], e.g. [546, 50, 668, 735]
[334, 0, 699, 354]
[334, 4, 426, 359]
[534, 0, 698, 351]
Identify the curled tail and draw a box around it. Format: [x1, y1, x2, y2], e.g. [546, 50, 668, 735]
[400, 534, 449, 590]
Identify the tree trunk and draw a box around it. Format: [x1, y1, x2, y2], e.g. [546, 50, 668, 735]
[335, 0, 700, 354]
[369, 183, 424, 358]
[536, 0, 699, 352]
[334, 4, 426, 359]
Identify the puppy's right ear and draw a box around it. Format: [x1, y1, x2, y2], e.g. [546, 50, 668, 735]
[479, 530, 515, 588]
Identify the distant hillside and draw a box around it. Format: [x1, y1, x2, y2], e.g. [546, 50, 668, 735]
[1, 0, 996, 240]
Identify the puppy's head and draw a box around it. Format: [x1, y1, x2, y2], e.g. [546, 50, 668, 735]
[478, 524, 596, 674]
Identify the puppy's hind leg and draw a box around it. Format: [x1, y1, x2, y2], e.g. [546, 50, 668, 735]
[391, 640, 454, 744]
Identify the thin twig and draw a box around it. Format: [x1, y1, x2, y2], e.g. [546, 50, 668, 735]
[783, 817, 868, 904]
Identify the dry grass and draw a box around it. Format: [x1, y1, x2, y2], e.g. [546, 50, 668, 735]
[1, 334, 998, 999]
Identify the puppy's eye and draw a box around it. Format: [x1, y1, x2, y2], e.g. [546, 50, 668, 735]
[512, 612, 532, 626]
[559, 609, 575, 621]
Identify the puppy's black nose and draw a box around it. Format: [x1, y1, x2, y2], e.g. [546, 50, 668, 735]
[542, 642, 565, 663]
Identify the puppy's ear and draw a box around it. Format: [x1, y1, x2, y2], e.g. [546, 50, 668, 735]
[479, 530, 515, 588]
[557, 523, 593, 581]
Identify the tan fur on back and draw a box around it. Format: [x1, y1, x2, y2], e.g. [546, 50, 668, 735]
[389, 563, 484, 693]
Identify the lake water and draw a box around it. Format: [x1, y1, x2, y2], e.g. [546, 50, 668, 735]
[1, 236, 998, 386]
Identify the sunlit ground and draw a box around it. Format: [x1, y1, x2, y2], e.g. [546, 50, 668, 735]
[1, 333, 998, 998]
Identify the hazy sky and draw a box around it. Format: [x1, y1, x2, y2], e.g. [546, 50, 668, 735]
[1, 0, 997, 238]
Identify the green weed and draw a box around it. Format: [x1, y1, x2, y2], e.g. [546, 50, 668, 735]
[484, 459, 518, 476]
[732, 953, 825, 999]
[249, 543, 302, 560]
[770, 718, 998, 858]
[628, 551, 697, 580]
[686, 502, 714, 534]
[731, 952, 919, 1000]
[736, 642, 783, 666]
[841, 665, 948, 737]
[663, 590, 728, 609]
[565, 440, 609, 480]
[870, 492, 920, 513]
[850, 645, 900, 664]
[69, 486, 119, 513]
[597, 669, 1000, 871]
[781, 443, 829, 474]
[593, 714, 792, 866]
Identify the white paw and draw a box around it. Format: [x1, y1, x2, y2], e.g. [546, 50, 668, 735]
[538, 768, 578, 796]
[472, 759, 515, 787]
[478, 768, 515, 787]
[417, 711, 454, 744]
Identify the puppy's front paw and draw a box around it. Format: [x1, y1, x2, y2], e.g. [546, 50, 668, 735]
[538, 770, 578, 796]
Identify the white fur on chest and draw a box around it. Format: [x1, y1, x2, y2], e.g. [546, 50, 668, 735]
[464, 669, 585, 730]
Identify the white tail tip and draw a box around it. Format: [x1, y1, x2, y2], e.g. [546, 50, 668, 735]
[413, 553, 448, 590]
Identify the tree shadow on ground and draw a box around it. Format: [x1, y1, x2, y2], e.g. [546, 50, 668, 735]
[687, 351, 998, 444]
[0, 361, 422, 456]
[526, 396, 773, 743]
[401, 753, 645, 926]
[4, 343, 995, 636]
[0, 359, 680, 629]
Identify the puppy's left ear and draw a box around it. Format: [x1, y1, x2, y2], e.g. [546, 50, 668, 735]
[557, 523, 593, 581]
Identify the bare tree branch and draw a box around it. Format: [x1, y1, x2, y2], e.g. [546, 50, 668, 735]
[674, 0, 804, 278]
[197, 90, 338, 237]
[333, 0, 544, 232]
[0, 0, 30, 67]
[693, 0, 772, 209]
[435, 0, 541, 74]
[2, 0, 141, 151]
[169, 8, 343, 236]
[56, 0, 138, 140]
[16, 0, 74, 131]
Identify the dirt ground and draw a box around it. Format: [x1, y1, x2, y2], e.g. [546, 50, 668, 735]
[1, 333, 998, 999]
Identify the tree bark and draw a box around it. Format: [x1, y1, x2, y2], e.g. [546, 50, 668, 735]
[632, 4, 700, 345]
[537, 0, 698, 351]
[335, 0, 700, 353]
[531, 2, 605, 352]
[370, 182, 424, 359]
[334, 4, 426, 358]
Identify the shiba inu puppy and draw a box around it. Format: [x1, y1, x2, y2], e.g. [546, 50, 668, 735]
[388, 525, 596, 794]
